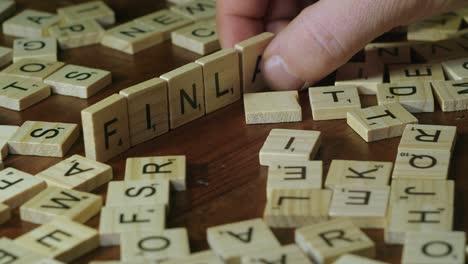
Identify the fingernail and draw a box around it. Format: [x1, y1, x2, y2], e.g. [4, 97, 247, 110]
[263, 55, 305, 90]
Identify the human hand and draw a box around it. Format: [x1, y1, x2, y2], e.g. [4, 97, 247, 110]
[217, 0, 465, 90]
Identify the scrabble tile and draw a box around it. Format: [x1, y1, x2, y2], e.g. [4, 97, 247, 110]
[44, 64, 111, 98]
[1, 59, 65, 81]
[295, 218, 375, 264]
[0, 46, 12, 68]
[173, 20, 219, 55]
[100, 21, 163, 54]
[8, 120, 79, 157]
[235, 32, 274, 93]
[0, 202, 11, 224]
[241, 244, 312, 264]
[364, 43, 411, 64]
[267, 160, 322, 198]
[259, 129, 321, 166]
[376, 82, 434, 113]
[431, 79, 468, 112]
[392, 149, 450, 180]
[309, 85, 361, 120]
[163, 250, 223, 264]
[0, 124, 19, 160]
[333, 254, 389, 264]
[411, 40, 467, 62]
[324, 160, 393, 189]
[244, 91, 302, 124]
[81, 94, 131, 162]
[264, 189, 332, 228]
[20, 186, 102, 224]
[105, 179, 170, 208]
[2, 9, 61, 38]
[329, 186, 389, 228]
[0, 237, 52, 263]
[15, 218, 99, 262]
[0, 167, 46, 208]
[170, 0, 216, 20]
[334, 62, 384, 95]
[48, 20, 105, 49]
[160, 63, 205, 129]
[390, 179, 454, 205]
[408, 14, 462, 41]
[120, 228, 190, 262]
[36, 154, 113, 192]
[0, 0, 15, 23]
[442, 56, 468, 80]
[388, 63, 445, 83]
[398, 124, 457, 153]
[196, 48, 241, 113]
[119, 78, 169, 146]
[99, 204, 166, 246]
[124, 156, 186, 191]
[401, 231, 465, 264]
[346, 103, 418, 142]
[13, 37, 57, 63]
[134, 9, 193, 41]
[57, 1, 115, 26]
[207, 218, 281, 264]
[0, 76, 51, 111]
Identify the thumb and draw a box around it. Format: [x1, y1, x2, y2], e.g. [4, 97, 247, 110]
[261, 0, 463, 90]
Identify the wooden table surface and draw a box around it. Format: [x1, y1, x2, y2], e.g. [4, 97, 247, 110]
[1, 1, 467, 263]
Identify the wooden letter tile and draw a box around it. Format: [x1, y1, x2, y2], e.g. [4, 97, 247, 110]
[0, 167, 46, 208]
[324, 160, 393, 189]
[1, 59, 65, 81]
[295, 218, 375, 264]
[388, 63, 445, 83]
[235, 32, 274, 93]
[44, 64, 111, 98]
[81, 94, 130, 162]
[207, 218, 281, 263]
[0, 237, 52, 263]
[390, 179, 454, 205]
[0, 0, 15, 23]
[8, 120, 79, 157]
[100, 21, 163, 54]
[0, 46, 12, 68]
[267, 160, 322, 198]
[264, 189, 332, 228]
[120, 228, 190, 262]
[0, 125, 19, 160]
[2, 9, 61, 38]
[259, 129, 321, 166]
[398, 124, 457, 153]
[36, 154, 113, 192]
[0, 202, 11, 224]
[170, 0, 216, 21]
[309, 85, 361, 120]
[401, 231, 465, 264]
[346, 103, 418, 142]
[0, 76, 51, 111]
[333, 254, 389, 264]
[163, 250, 223, 264]
[173, 20, 219, 55]
[376, 82, 434, 113]
[241, 244, 312, 264]
[105, 179, 170, 208]
[407, 14, 462, 41]
[13, 37, 57, 63]
[134, 9, 193, 41]
[244, 91, 302, 124]
[431, 79, 468, 112]
[365, 43, 411, 64]
[20, 186, 102, 224]
[119, 78, 169, 146]
[196, 48, 241, 113]
[48, 20, 105, 49]
[411, 40, 467, 62]
[99, 204, 166, 246]
[335, 62, 384, 95]
[329, 186, 389, 228]
[442, 56, 468, 80]
[392, 149, 450, 180]
[57, 1, 115, 26]
[160, 63, 205, 129]
[14, 218, 99, 262]
[124, 155, 186, 191]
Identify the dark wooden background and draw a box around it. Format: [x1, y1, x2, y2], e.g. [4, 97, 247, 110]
[0, 1, 467, 263]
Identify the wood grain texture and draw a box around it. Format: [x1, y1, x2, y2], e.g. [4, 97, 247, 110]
[0, 2, 467, 264]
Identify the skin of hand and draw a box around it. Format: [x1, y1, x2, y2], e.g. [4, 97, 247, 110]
[216, 0, 466, 91]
